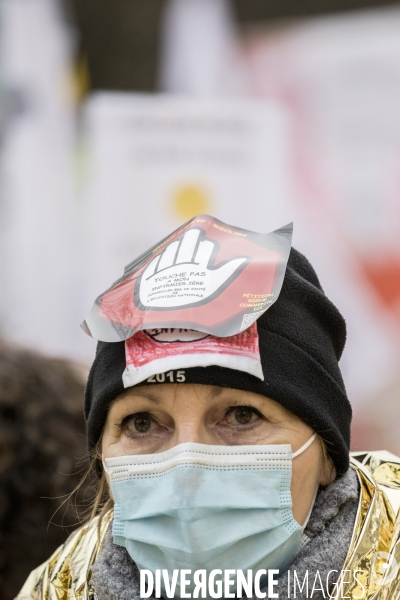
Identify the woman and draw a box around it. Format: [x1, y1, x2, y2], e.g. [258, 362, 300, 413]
[17, 247, 400, 600]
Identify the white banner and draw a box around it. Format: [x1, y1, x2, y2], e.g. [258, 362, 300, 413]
[0, 0, 78, 358]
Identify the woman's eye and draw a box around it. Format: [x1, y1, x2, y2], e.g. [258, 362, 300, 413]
[225, 406, 261, 426]
[126, 412, 153, 433]
[234, 407, 254, 425]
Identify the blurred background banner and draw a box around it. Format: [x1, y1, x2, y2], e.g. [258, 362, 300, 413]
[2, 1, 400, 596]
[159, 0, 243, 94]
[0, 0, 400, 456]
[0, 0, 78, 357]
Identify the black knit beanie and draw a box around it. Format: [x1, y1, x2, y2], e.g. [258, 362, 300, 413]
[85, 247, 351, 475]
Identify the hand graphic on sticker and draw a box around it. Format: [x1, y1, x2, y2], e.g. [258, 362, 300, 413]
[138, 228, 248, 309]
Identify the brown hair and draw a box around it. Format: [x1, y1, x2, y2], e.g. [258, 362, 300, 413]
[76, 443, 113, 526]
[317, 434, 336, 483]
[0, 345, 89, 600]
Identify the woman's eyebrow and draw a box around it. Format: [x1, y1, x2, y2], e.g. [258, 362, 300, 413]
[116, 391, 162, 405]
[206, 386, 225, 400]
[206, 386, 244, 400]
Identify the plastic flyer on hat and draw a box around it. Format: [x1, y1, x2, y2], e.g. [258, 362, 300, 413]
[82, 215, 293, 342]
[123, 323, 263, 387]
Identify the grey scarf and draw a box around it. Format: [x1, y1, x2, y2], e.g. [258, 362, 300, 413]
[91, 467, 359, 600]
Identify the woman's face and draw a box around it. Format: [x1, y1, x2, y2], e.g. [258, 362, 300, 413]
[102, 383, 335, 525]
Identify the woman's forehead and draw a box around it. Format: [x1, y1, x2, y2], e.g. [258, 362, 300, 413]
[111, 383, 291, 416]
[116, 383, 254, 403]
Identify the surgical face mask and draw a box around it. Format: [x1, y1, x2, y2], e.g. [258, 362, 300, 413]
[104, 433, 317, 599]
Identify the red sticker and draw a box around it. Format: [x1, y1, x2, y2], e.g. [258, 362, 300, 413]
[82, 216, 292, 342]
[123, 323, 263, 387]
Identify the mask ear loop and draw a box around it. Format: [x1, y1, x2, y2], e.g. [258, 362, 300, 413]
[292, 432, 317, 458]
[291, 432, 318, 529]
[102, 458, 110, 476]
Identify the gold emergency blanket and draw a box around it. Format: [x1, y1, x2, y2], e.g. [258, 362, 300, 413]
[16, 511, 112, 600]
[15, 452, 400, 600]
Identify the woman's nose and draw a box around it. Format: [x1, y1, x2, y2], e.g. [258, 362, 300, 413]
[169, 418, 218, 446]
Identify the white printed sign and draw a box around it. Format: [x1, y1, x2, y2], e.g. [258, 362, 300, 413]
[82, 216, 292, 342]
[139, 228, 247, 309]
